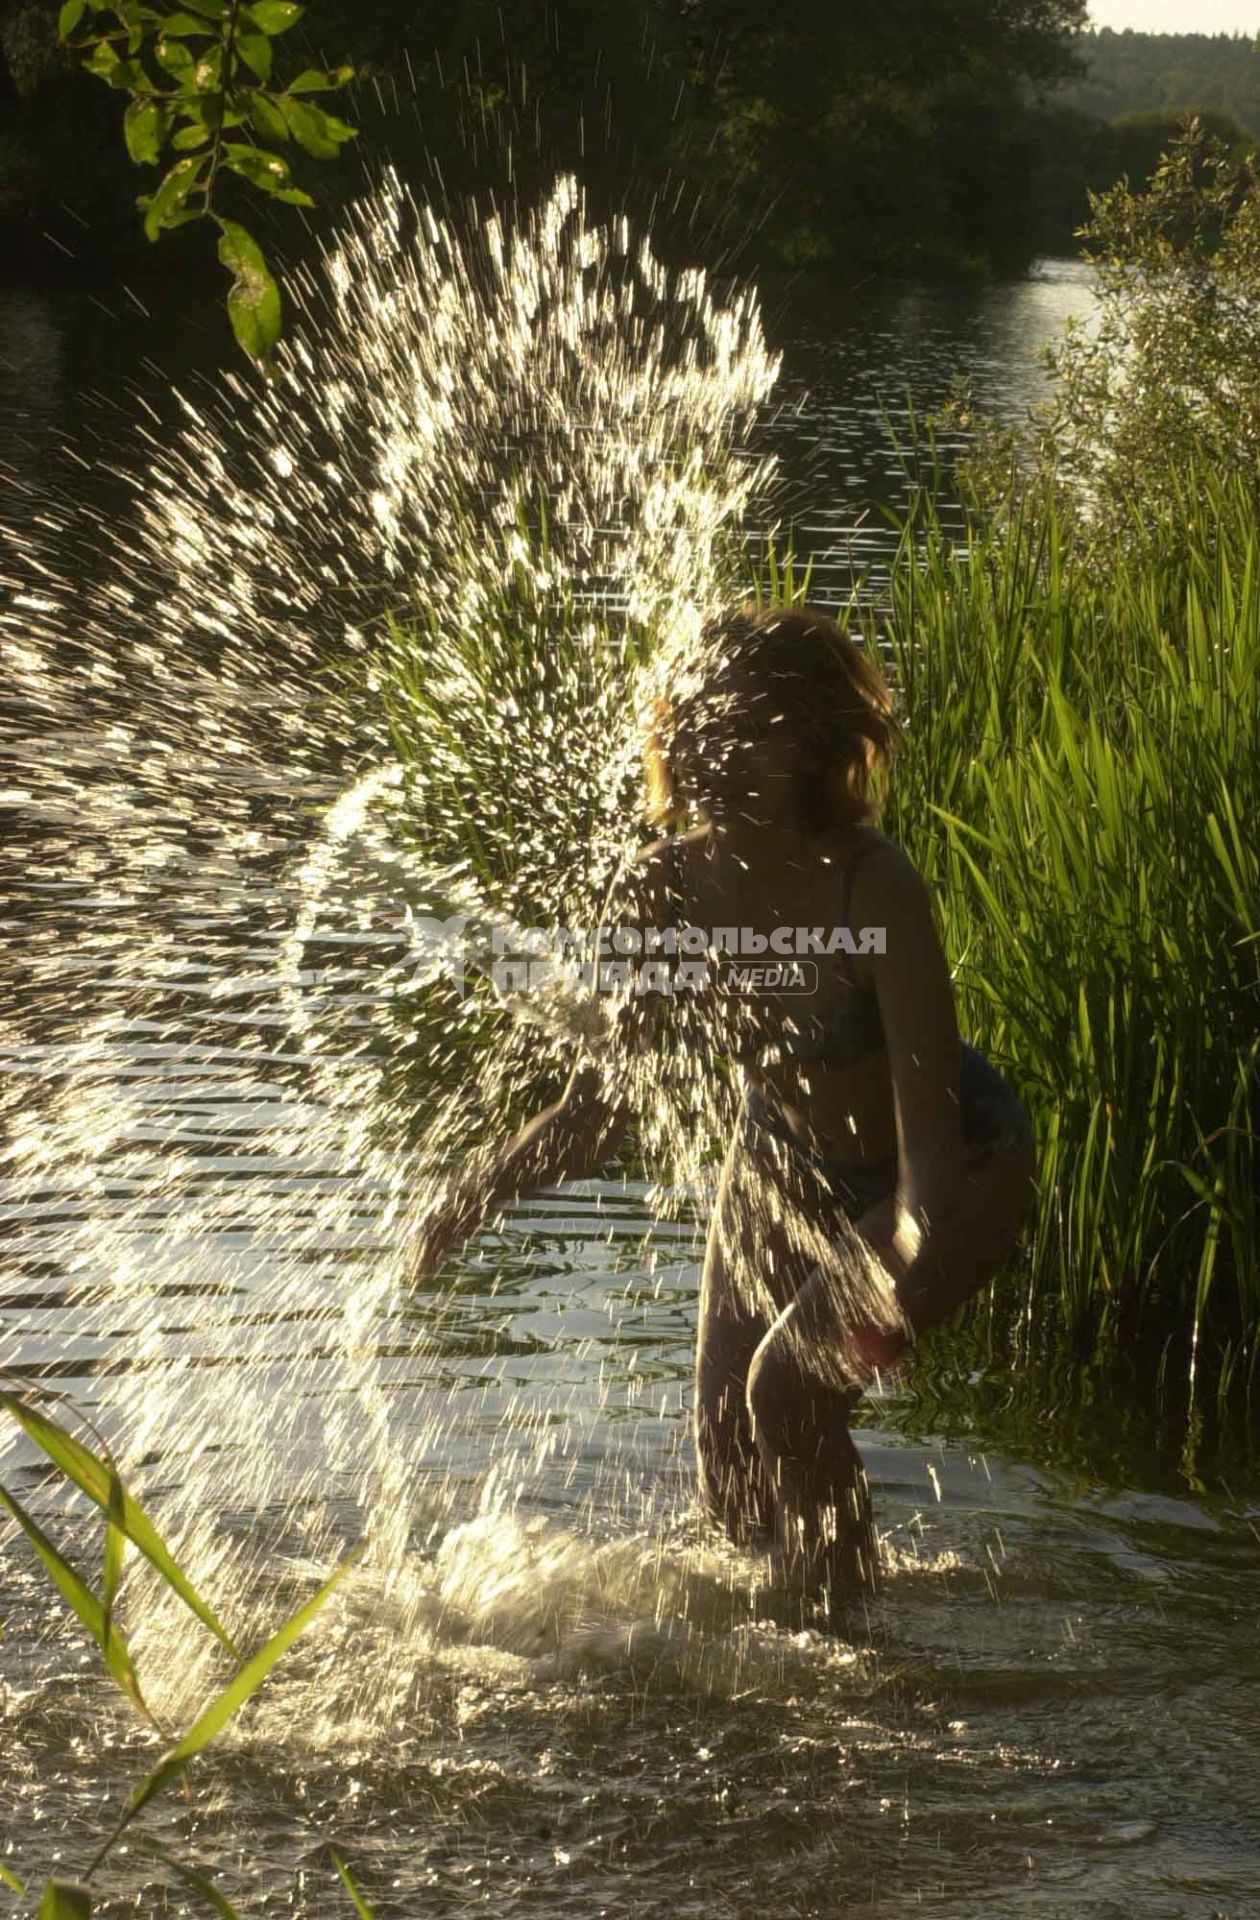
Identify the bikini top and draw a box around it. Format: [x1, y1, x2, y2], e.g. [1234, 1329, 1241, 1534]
[660, 835, 888, 1071]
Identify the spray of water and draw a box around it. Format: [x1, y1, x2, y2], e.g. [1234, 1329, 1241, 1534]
[1, 168, 904, 1740]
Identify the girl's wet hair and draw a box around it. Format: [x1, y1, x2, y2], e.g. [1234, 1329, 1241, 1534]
[643, 602, 901, 833]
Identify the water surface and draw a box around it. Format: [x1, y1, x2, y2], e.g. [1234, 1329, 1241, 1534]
[5, 252, 1257, 1920]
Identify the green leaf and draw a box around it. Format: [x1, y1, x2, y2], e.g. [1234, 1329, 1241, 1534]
[175, 0, 226, 15]
[137, 153, 208, 239]
[171, 122, 211, 148]
[286, 64, 353, 93]
[82, 40, 120, 78]
[230, 126, 309, 202]
[57, 0, 88, 39]
[249, 90, 289, 141]
[101, 1454, 126, 1688]
[222, 141, 294, 193]
[174, 91, 221, 129]
[245, 1, 304, 32]
[235, 30, 272, 81]
[157, 10, 219, 30]
[0, 1862, 25, 1896]
[191, 45, 223, 87]
[128, 1544, 364, 1820]
[0, 1483, 150, 1718]
[123, 98, 170, 165]
[216, 217, 282, 362]
[105, 55, 149, 89]
[154, 33, 195, 76]
[278, 96, 356, 159]
[330, 1849, 377, 1919]
[38, 1885, 90, 1919]
[0, 1392, 237, 1656]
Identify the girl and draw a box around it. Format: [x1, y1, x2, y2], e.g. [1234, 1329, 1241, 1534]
[412, 605, 1037, 1606]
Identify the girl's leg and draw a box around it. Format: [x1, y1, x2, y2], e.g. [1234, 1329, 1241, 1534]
[693, 1120, 778, 1546]
[698, 1103, 883, 1596]
[745, 1131, 1036, 1600]
[694, 1095, 836, 1550]
[744, 1337, 877, 1600]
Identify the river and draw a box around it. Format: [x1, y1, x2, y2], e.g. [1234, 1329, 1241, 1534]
[3, 248, 1259, 1919]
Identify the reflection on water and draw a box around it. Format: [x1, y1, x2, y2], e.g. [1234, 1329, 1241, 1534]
[749, 257, 1098, 598]
[4, 1054, 1259, 1915]
[1, 258, 1098, 595]
[0, 290, 64, 432]
[7, 250, 1258, 1918]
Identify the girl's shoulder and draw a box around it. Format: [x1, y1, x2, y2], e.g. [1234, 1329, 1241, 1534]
[843, 824, 913, 888]
[838, 829, 927, 988]
[813, 823, 909, 915]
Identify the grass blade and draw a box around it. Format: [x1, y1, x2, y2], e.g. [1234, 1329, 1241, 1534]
[149, 1850, 246, 1919]
[0, 1862, 25, 1896]
[0, 1392, 239, 1659]
[127, 1544, 365, 1823]
[330, 1848, 377, 1918]
[101, 1455, 127, 1695]
[0, 1484, 150, 1721]
[102, 1461, 125, 1615]
[39, 1886, 90, 1918]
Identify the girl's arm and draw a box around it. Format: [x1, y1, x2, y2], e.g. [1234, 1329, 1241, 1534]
[820, 844, 965, 1372]
[411, 840, 673, 1282]
[411, 1060, 633, 1281]
[863, 842, 966, 1273]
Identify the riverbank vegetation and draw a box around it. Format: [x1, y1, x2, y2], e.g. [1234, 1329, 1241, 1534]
[873, 120, 1260, 1430]
[880, 453, 1259, 1418]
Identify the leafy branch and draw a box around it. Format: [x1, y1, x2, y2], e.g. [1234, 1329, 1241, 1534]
[56, 0, 358, 363]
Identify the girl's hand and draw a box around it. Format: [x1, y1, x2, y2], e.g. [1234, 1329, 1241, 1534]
[843, 1317, 912, 1379]
[409, 1176, 486, 1284]
[840, 1208, 918, 1380]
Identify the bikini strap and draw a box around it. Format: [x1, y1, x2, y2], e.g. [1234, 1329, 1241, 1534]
[839, 841, 884, 985]
[664, 833, 686, 913]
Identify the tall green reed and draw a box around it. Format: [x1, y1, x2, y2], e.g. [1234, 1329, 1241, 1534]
[876, 453, 1260, 1409]
[0, 1387, 375, 1916]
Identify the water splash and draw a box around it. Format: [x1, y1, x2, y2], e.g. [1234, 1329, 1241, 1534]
[0, 167, 818, 1734]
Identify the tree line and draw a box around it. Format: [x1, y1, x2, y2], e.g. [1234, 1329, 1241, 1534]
[1060, 25, 1260, 135]
[1, 1, 1257, 292]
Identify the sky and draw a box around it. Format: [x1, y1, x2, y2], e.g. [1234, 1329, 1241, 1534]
[1087, 1, 1259, 30]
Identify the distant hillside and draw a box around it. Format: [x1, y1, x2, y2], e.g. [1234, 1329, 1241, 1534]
[1058, 26, 1260, 136]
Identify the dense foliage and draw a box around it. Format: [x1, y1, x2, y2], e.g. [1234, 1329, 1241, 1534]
[881, 118, 1260, 1413]
[876, 454, 1260, 1410]
[1, 0, 1094, 279]
[10, 5, 1260, 282]
[944, 119, 1260, 563]
[13, 2, 1260, 295]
